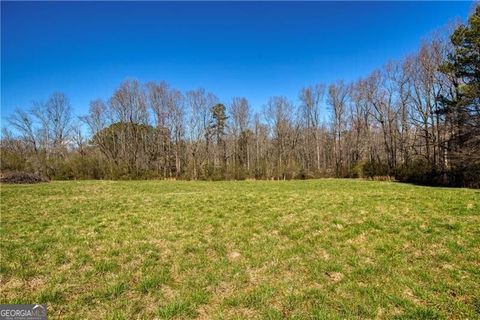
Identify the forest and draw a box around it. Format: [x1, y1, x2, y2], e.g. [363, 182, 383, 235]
[2, 7, 479, 187]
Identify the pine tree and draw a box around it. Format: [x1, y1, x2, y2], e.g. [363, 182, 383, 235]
[210, 103, 228, 169]
[439, 5, 480, 184]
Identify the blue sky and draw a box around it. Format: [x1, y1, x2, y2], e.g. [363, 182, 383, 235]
[1, 1, 474, 124]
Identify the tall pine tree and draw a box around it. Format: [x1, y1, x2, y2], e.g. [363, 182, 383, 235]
[439, 5, 480, 185]
[210, 103, 228, 170]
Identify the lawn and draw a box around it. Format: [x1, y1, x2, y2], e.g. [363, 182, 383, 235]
[0, 179, 479, 319]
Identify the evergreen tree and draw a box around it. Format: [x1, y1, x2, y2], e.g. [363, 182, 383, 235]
[210, 103, 228, 168]
[439, 5, 480, 183]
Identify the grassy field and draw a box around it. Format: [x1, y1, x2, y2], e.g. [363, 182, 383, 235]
[0, 180, 479, 319]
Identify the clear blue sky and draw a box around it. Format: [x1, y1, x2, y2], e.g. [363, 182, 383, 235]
[1, 1, 474, 125]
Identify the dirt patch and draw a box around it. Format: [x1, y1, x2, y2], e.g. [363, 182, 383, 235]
[347, 233, 366, 245]
[27, 277, 46, 290]
[317, 248, 330, 261]
[325, 272, 344, 283]
[403, 288, 422, 305]
[227, 251, 241, 261]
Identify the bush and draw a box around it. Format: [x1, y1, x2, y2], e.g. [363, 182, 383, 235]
[445, 164, 480, 188]
[351, 161, 366, 178]
[395, 159, 480, 188]
[395, 159, 437, 185]
[353, 160, 390, 179]
[0, 150, 26, 172]
[462, 164, 480, 188]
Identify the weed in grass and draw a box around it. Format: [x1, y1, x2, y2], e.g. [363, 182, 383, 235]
[138, 271, 170, 293]
[157, 299, 197, 319]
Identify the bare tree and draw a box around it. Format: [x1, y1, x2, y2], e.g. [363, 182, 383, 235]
[109, 80, 149, 174]
[299, 84, 325, 173]
[264, 96, 299, 179]
[185, 89, 217, 179]
[229, 97, 251, 174]
[327, 81, 349, 176]
[45, 92, 73, 152]
[167, 88, 185, 177]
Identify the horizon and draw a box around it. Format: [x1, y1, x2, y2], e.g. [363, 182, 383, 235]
[1, 1, 474, 128]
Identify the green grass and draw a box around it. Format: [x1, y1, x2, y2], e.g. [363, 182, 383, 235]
[1, 179, 479, 319]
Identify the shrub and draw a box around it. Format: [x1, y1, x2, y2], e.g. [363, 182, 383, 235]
[355, 160, 390, 179]
[395, 159, 438, 185]
[394, 159, 480, 188]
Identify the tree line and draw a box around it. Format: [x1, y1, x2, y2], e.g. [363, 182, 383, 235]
[2, 7, 479, 187]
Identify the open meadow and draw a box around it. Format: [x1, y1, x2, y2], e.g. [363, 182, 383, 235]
[1, 179, 479, 319]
